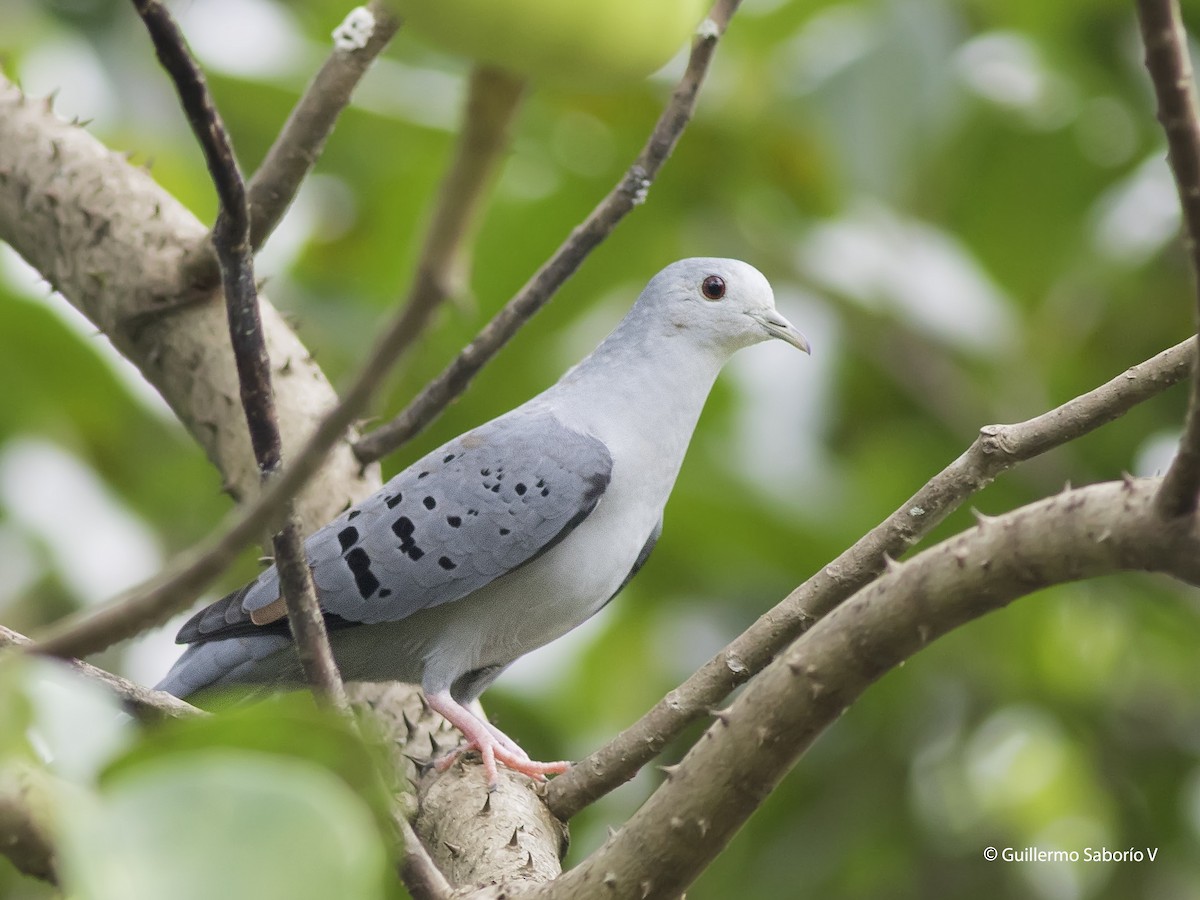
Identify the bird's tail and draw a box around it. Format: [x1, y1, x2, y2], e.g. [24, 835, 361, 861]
[154, 633, 292, 699]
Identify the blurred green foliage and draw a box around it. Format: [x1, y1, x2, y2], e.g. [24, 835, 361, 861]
[3, 0, 1200, 897]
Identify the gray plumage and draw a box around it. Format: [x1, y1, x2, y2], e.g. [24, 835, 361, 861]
[157, 257, 809, 782]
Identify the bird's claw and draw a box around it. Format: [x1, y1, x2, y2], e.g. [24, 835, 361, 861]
[434, 738, 569, 787]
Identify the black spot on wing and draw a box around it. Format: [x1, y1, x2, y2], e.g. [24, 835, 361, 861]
[385, 493, 403, 509]
[344, 547, 381, 599]
[391, 515, 424, 561]
[337, 526, 359, 552]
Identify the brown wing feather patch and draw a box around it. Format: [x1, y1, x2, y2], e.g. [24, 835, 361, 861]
[250, 596, 288, 625]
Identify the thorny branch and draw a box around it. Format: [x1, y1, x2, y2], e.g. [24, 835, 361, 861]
[546, 338, 1196, 817]
[541, 478, 1200, 899]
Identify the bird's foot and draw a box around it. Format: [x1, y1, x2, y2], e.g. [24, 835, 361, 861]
[426, 690, 569, 788]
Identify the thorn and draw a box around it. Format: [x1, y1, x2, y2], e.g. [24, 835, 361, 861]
[971, 507, 995, 527]
[401, 710, 416, 739]
[708, 707, 732, 725]
[697, 818, 709, 837]
[479, 793, 492, 815]
[658, 763, 681, 781]
[1060, 479, 1073, 493]
[669, 816, 685, 830]
[1121, 471, 1137, 489]
[522, 851, 535, 870]
[607, 825, 619, 840]
[508, 827, 521, 848]
[640, 880, 653, 899]
[43, 87, 59, 111]
[883, 553, 903, 573]
[785, 658, 803, 674]
[402, 753, 432, 775]
[603, 871, 618, 889]
[442, 841, 462, 858]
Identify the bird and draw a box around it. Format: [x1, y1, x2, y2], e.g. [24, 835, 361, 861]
[156, 257, 810, 785]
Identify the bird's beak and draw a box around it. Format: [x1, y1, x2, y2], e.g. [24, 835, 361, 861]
[751, 309, 811, 354]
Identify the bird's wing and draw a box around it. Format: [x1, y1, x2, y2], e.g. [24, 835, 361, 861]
[177, 409, 612, 644]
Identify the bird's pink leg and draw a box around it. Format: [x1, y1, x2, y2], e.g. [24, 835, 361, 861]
[425, 691, 569, 787]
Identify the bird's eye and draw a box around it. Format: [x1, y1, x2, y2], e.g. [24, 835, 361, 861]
[701, 275, 726, 301]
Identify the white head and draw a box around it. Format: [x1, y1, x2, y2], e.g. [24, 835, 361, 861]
[633, 258, 810, 356]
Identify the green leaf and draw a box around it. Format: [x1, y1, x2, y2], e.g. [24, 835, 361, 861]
[103, 693, 396, 825]
[57, 751, 389, 900]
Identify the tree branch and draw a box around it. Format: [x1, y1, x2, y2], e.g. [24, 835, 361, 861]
[351, 2, 741, 465]
[408, 64, 527, 315]
[546, 337, 1196, 818]
[128, 0, 348, 710]
[544, 478, 1200, 899]
[395, 814, 454, 900]
[0, 73, 381, 528]
[1137, 0, 1200, 515]
[1, 626, 200, 722]
[249, 1, 400, 252]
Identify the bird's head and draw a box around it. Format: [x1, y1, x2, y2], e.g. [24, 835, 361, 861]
[640, 257, 811, 356]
